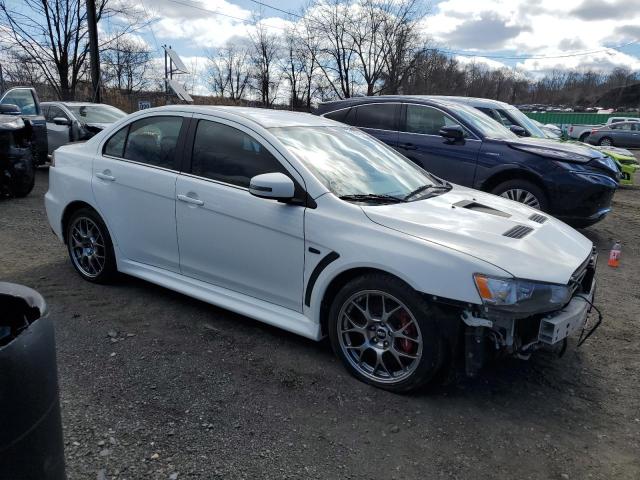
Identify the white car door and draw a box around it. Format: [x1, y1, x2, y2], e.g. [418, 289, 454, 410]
[175, 116, 306, 312]
[92, 114, 188, 272]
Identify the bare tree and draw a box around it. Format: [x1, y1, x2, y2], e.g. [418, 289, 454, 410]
[0, 0, 144, 100]
[304, 0, 356, 99]
[102, 37, 152, 94]
[249, 22, 281, 106]
[208, 43, 251, 101]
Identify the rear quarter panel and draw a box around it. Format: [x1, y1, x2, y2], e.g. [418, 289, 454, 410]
[44, 143, 97, 241]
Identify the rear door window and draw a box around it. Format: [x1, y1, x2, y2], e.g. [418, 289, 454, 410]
[352, 104, 398, 130]
[122, 116, 183, 170]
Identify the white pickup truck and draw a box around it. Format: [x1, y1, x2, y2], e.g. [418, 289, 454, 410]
[568, 116, 640, 141]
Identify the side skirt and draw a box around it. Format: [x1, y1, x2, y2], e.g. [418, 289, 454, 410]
[118, 259, 322, 341]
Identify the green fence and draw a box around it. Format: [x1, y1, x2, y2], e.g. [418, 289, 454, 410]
[525, 112, 640, 126]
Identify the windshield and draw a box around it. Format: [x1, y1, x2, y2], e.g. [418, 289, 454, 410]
[452, 103, 518, 139]
[503, 108, 547, 138]
[271, 126, 441, 200]
[67, 105, 126, 123]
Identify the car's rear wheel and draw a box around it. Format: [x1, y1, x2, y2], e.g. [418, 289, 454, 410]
[66, 208, 117, 283]
[328, 274, 447, 393]
[10, 170, 35, 197]
[598, 137, 613, 147]
[492, 179, 548, 211]
[579, 133, 590, 142]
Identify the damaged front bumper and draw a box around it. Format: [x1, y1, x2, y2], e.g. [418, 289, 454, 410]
[462, 249, 601, 376]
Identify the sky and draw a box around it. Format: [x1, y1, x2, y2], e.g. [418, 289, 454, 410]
[112, 0, 640, 71]
[5, 0, 640, 94]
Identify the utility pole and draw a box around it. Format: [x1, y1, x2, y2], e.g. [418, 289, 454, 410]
[86, 0, 101, 103]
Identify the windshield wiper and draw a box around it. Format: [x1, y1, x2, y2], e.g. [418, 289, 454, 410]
[339, 193, 408, 204]
[404, 182, 452, 201]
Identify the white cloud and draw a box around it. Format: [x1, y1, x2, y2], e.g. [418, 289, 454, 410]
[423, 0, 640, 72]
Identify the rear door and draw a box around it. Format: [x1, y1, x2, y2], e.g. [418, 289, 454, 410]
[92, 114, 189, 272]
[397, 103, 481, 185]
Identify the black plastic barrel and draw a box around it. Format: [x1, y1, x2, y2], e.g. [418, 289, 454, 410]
[0, 282, 66, 480]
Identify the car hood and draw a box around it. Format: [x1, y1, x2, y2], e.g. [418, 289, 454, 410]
[505, 136, 605, 158]
[361, 186, 592, 285]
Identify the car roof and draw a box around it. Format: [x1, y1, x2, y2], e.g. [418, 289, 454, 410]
[41, 101, 107, 107]
[318, 95, 474, 111]
[144, 105, 337, 129]
[419, 96, 513, 109]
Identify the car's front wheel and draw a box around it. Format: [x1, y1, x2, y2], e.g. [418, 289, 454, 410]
[66, 208, 117, 283]
[328, 274, 447, 393]
[492, 179, 548, 211]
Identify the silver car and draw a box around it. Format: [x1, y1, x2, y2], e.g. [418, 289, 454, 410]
[587, 121, 640, 148]
[41, 102, 126, 155]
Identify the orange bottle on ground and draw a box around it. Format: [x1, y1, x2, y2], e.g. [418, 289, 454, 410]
[608, 241, 621, 267]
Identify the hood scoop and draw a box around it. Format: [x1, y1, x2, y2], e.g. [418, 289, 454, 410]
[529, 213, 548, 224]
[454, 200, 511, 218]
[503, 225, 534, 239]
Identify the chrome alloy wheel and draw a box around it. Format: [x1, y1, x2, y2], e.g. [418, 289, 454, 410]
[337, 290, 423, 384]
[500, 188, 541, 209]
[69, 217, 106, 278]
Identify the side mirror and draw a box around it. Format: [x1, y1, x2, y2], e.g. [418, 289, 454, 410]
[53, 117, 71, 126]
[510, 125, 528, 137]
[439, 125, 465, 142]
[0, 104, 21, 115]
[249, 172, 295, 201]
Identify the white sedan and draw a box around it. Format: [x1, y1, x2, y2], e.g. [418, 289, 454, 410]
[45, 106, 598, 392]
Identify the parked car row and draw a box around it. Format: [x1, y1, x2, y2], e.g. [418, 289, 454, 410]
[317, 96, 620, 227]
[0, 87, 126, 198]
[46, 105, 602, 392]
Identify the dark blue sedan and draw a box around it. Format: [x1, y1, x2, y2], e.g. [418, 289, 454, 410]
[317, 96, 619, 227]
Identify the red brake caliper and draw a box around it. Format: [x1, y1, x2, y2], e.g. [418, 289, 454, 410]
[397, 310, 416, 353]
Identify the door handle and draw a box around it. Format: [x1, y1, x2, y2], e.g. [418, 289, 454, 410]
[96, 171, 115, 181]
[399, 143, 417, 150]
[177, 194, 204, 206]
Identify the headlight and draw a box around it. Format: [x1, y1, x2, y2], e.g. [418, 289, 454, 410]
[592, 155, 619, 173]
[474, 274, 571, 316]
[511, 145, 591, 163]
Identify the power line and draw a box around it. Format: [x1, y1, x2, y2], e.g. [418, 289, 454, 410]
[246, 0, 302, 19]
[165, 0, 290, 31]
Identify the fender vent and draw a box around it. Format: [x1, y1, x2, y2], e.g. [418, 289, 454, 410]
[529, 213, 548, 224]
[503, 225, 534, 239]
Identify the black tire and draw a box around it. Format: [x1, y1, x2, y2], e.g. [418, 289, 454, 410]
[578, 133, 589, 143]
[328, 273, 449, 393]
[491, 179, 548, 212]
[65, 208, 117, 284]
[598, 136, 613, 147]
[11, 170, 35, 197]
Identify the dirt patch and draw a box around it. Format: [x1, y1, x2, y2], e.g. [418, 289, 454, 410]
[1, 168, 639, 479]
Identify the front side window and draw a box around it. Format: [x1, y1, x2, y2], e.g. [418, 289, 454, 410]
[1, 88, 38, 115]
[271, 126, 439, 199]
[353, 104, 397, 130]
[404, 105, 464, 136]
[123, 116, 182, 169]
[192, 120, 287, 188]
[46, 106, 68, 123]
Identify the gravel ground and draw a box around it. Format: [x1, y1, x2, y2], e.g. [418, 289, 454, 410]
[1, 168, 639, 480]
